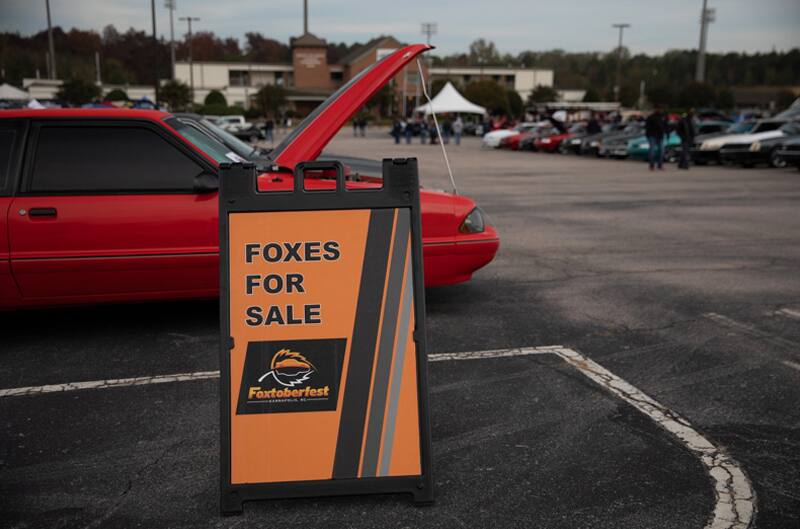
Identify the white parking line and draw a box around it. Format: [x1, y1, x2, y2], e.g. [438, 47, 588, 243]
[705, 312, 799, 351]
[1, 345, 754, 529]
[782, 360, 800, 373]
[0, 371, 220, 398]
[775, 308, 800, 321]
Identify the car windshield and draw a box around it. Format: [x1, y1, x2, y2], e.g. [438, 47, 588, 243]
[164, 116, 245, 164]
[726, 121, 754, 133]
[779, 121, 800, 134]
[200, 118, 258, 159]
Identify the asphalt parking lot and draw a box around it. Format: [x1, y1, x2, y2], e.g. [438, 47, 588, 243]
[3, 130, 800, 528]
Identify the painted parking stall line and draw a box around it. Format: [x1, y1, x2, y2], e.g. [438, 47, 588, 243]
[0, 345, 755, 529]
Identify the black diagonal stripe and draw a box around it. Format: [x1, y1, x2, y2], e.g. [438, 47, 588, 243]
[360, 210, 410, 477]
[332, 208, 395, 478]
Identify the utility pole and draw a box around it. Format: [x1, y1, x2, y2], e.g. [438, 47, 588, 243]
[151, 0, 159, 104]
[165, 0, 176, 79]
[179, 16, 200, 107]
[45, 0, 57, 79]
[95, 51, 101, 85]
[420, 23, 437, 96]
[420, 22, 437, 46]
[303, 0, 309, 34]
[612, 23, 630, 102]
[695, 0, 715, 82]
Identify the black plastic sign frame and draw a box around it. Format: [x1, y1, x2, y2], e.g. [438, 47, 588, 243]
[219, 159, 434, 514]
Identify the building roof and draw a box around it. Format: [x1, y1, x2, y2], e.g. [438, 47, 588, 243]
[291, 32, 327, 48]
[338, 36, 402, 65]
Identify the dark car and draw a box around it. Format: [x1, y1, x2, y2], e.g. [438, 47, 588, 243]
[690, 119, 786, 165]
[596, 122, 645, 158]
[776, 136, 800, 169]
[719, 121, 800, 168]
[175, 112, 384, 180]
[573, 123, 625, 156]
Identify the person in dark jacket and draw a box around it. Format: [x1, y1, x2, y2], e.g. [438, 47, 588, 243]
[586, 112, 602, 135]
[676, 109, 696, 170]
[645, 107, 666, 170]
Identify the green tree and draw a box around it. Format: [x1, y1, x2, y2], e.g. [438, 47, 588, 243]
[677, 82, 716, 108]
[527, 85, 558, 104]
[506, 89, 523, 117]
[716, 88, 735, 110]
[582, 87, 601, 102]
[160, 80, 191, 110]
[254, 84, 287, 117]
[468, 39, 501, 66]
[204, 90, 227, 106]
[464, 80, 509, 115]
[776, 89, 797, 110]
[105, 88, 128, 101]
[56, 78, 101, 105]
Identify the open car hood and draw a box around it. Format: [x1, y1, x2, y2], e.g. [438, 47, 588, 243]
[270, 43, 432, 170]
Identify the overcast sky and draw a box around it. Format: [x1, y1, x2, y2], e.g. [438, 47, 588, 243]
[2, 0, 798, 56]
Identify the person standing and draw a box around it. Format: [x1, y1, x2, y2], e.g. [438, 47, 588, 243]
[404, 117, 413, 144]
[645, 107, 666, 171]
[263, 118, 274, 144]
[441, 117, 452, 144]
[586, 112, 602, 135]
[391, 117, 402, 144]
[676, 108, 696, 170]
[453, 116, 464, 145]
[419, 119, 428, 145]
[358, 117, 366, 137]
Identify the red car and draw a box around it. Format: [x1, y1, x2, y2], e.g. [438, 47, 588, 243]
[0, 44, 499, 309]
[534, 124, 586, 153]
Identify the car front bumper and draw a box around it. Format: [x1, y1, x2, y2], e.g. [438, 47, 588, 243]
[719, 147, 769, 165]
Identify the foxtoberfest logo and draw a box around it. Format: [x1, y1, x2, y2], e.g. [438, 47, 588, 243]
[236, 339, 346, 415]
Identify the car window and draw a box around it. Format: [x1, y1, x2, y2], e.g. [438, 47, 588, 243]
[0, 128, 15, 190]
[200, 118, 256, 158]
[779, 121, 800, 135]
[166, 117, 244, 164]
[29, 125, 204, 193]
[753, 121, 782, 133]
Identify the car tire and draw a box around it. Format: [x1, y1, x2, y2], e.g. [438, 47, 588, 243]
[769, 149, 787, 169]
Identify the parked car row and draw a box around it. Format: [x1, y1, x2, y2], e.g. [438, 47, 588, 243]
[485, 115, 800, 169]
[205, 114, 266, 143]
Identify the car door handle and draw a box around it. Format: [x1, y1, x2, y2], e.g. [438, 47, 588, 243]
[28, 207, 58, 217]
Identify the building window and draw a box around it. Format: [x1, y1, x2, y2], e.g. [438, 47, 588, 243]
[330, 71, 343, 83]
[275, 72, 284, 87]
[229, 70, 251, 87]
[506, 75, 515, 88]
[463, 75, 471, 83]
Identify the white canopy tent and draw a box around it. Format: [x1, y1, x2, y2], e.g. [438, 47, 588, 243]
[0, 83, 30, 101]
[414, 82, 486, 115]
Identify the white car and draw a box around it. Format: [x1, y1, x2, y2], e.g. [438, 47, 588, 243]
[215, 115, 249, 133]
[482, 122, 541, 148]
[698, 119, 788, 152]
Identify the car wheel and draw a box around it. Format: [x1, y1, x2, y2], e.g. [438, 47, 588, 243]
[769, 149, 787, 168]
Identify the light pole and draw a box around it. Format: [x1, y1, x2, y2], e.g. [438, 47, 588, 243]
[151, 0, 159, 104]
[179, 16, 200, 106]
[165, 0, 176, 79]
[612, 23, 630, 102]
[45, 0, 56, 79]
[695, 0, 715, 82]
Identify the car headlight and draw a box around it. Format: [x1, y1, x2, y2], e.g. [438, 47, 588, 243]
[541, 138, 551, 144]
[749, 141, 761, 152]
[700, 141, 713, 150]
[591, 140, 599, 147]
[571, 139, 581, 144]
[460, 207, 485, 234]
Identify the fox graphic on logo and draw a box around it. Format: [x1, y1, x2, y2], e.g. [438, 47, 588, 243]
[258, 349, 316, 387]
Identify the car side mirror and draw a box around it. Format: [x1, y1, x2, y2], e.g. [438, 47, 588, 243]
[193, 172, 219, 193]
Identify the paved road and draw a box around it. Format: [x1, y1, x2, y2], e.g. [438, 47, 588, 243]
[2, 130, 799, 528]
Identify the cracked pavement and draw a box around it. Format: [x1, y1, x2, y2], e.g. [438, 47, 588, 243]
[2, 130, 799, 528]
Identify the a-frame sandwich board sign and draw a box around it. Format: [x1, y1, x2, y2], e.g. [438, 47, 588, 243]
[218, 159, 434, 514]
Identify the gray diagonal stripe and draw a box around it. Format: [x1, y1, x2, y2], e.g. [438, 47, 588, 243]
[378, 250, 414, 477]
[360, 210, 410, 477]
